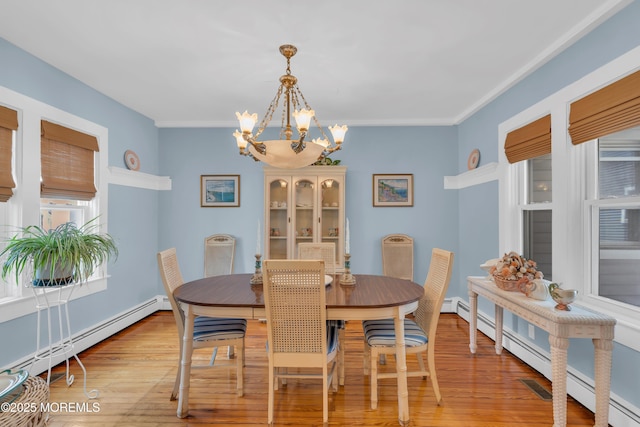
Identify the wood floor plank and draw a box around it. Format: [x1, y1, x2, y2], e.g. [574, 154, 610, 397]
[40, 312, 603, 426]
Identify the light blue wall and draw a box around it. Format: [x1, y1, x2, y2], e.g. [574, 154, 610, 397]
[0, 0, 639, 417]
[0, 37, 161, 366]
[158, 125, 459, 290]
[456, 0, 640, 410]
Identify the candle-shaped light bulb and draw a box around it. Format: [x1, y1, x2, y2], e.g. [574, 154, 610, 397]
[256, 220, 261, 255]
[345, 218, 350, 254]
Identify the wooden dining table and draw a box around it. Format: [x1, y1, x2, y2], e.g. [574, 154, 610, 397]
[173, 273, 424, 426]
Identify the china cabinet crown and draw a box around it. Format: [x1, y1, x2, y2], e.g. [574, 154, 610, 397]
[264, 166, 346, 270]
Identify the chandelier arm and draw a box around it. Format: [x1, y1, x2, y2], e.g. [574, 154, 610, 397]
[291, 131, 308, 154]
[323, 143, 342, 154]
[242, 134, 267, 156]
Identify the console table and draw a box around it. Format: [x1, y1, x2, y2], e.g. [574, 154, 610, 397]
[467, 276, 616, 427]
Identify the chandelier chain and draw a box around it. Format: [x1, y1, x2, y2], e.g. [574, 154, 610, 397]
[254, 85, 284, 139]
[295, 86, 330, 141]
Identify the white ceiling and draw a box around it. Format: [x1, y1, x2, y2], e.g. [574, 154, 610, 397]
[0, 0, 629, 128]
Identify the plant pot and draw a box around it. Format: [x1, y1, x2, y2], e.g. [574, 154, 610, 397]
[33, 261, 74, 287]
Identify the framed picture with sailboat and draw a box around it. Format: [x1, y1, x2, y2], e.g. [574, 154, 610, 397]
[200, 175, 240, 207]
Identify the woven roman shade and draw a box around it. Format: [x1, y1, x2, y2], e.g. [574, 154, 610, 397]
[0, 105, 18, 202]
[569, 69, 640, 145]
[41, 120, 99, 200]
[504, 114, 551, 164]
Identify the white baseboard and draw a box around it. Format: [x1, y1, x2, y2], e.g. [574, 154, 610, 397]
[8, 297, 161, 376]
[451, 296, 640, 427]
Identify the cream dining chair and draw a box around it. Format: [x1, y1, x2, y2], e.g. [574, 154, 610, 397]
[362, 247, 454, 409]
[262, 259, 339, 427]
[381, 233, 414, 281]
[157, 248, 247, 400]
[204, 234, 236, 277]
[204, 234, 237, 359]
[297, 242, 336, 273]
[297, 242, 345, 385]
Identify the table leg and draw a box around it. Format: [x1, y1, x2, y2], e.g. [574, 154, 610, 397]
[549, 334, 569, 427]
[494, 305, 504, 355]
[394, 307, 410, 426]
[177, 304, 195, 418]
[593, 338, 613, 427]
[469, 289, 478, 354]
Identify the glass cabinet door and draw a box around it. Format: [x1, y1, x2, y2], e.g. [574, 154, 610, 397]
[293, 178, 315, 254]
[268, 178, 289, 259]
[320, 178, 340, 264]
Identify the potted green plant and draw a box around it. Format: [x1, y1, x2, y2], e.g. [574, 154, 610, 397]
[1, 218, 118, 286]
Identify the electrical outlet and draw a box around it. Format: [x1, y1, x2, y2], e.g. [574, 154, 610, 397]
[528, 324, 535, 340]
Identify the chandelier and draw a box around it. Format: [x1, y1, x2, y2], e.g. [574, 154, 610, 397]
[233, 44, 348, 169]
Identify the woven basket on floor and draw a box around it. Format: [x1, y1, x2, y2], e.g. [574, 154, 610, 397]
[0, 376, 49, 427]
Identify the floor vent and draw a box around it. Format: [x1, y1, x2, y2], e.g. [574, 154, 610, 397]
[520, 378, 552, 401]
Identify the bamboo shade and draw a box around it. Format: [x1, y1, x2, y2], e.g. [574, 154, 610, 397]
[569, 69, 640, 145]
[41, 121, 99, 200]
[0, 106, 18, 202]
[504, 114, 551, 164]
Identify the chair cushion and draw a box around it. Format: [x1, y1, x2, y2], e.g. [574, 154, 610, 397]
[327, 323, 339, 353]
[362, 318, 428, 347]
[193, 317, 247, 341]
[327, 319, 345, 329]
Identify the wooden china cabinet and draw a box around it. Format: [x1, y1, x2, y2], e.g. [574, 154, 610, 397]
[263, 166, 346, 270]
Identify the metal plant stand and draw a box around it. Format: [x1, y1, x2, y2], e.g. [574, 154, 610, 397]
[28, 282, 98, 399]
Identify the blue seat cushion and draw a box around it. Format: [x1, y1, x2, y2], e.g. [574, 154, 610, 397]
[327, 323, 339, 354]
[327, 319, 345, 329]
[193, 317, 247, 341]
[362, 318, 428, 347]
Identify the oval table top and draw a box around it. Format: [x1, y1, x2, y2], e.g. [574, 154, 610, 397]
[174, 273, 423, 309]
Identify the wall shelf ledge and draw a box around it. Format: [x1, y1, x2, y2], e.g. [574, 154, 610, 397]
[108, 166, 172, 191]
[444, 162, 499, 190]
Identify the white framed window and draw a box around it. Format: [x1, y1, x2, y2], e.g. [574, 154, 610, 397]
[0, 86, 109, 323]
[498, 46, 640, 352]
[585, 134, 640, 308]
[522, 154, 553, 280]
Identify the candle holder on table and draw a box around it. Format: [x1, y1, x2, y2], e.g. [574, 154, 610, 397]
[250, 254, 263, 285]
[341, 253, 356, 285]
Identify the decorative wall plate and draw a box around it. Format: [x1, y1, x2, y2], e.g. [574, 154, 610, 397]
[467, 149, 480, 170]
[124, 149, 140, 171]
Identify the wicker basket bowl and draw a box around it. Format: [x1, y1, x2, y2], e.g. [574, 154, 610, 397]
[492, 276, 522, 292]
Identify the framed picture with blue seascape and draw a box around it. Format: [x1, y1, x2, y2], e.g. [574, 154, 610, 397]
[372, 174, 413, 207]
[200, 175, 240, 207]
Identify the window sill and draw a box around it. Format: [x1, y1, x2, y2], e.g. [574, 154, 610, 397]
[0, 277, 107, 323]
[578, 295, 640, 352]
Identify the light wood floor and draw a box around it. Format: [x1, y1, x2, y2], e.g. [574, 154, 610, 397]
[41, 312, 601, 426]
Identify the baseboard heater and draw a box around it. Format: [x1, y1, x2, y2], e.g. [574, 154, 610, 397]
[9, 297, 160, 376]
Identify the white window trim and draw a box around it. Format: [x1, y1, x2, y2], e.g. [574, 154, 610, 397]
[498, 45, 640, 352]
[0, 84, 109, 323]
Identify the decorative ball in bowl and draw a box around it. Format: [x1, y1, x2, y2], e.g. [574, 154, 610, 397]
[548, 283, 578, 311]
